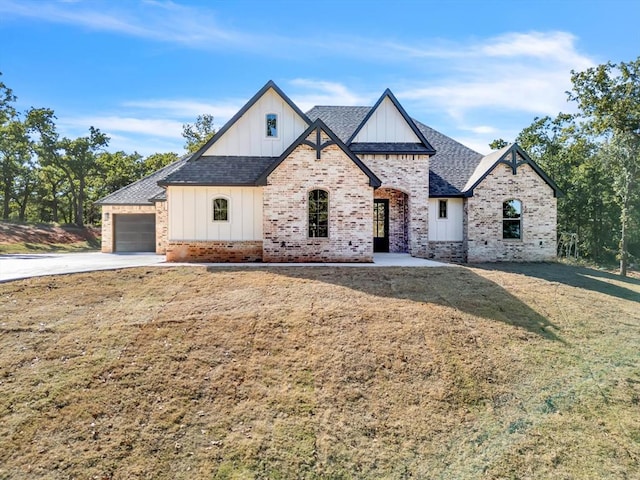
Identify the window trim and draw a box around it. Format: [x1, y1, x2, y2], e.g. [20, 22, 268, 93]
[212, 196, 230, 223]
[308, 188, 329, 238]
[265, 113, 278, 139]
[438, 199, 448, 220]
[502, 199, 522, 240]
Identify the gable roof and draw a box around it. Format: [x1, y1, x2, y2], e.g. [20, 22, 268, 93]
[95, 154, 192, 205]
[307, 107, 485, 196]
[463, 143, 562, 197]
[256, 118, 381, 188]
[159, 156, 276, 187]
[189, 80, 312, 161]
[346, 89, 436, 155]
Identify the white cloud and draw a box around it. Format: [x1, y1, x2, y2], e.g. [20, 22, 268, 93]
[59, 115, 184, 138]
[288, 79, 373, 111]
[464, 125, 498, 135]
[0, 0, 257, 49]
[122, 99, 240, 121]
[398, 31, 594, 125]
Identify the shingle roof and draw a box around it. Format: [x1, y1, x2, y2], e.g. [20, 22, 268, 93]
[101, 102, 489, 204]
[305, 106, 369, 142]
[414, 120, 484, 196]
[95, 154, 192, 205]
[160, 156, 277, 186]
[307, 106, 484, 196]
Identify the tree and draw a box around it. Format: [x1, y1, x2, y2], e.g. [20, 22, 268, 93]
[61, 127, 110, 225]
[182, 114, 216, 153]
[568, 57, 640, 275]
[142, 152, 179, 175]
[489, 138, 508, 150]
[29, 109, 109, 226]
[599, 133, 640, 275]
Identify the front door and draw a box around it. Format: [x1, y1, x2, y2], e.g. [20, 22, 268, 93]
[373, 199, 389, 252]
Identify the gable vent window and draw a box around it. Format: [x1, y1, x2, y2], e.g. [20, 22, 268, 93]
[308, 189, 328, 238]
[266, 113, 278, 138]
[213, 197, 229, 222]
[502, 199, 522, 239]
[438, 199, 448, 219]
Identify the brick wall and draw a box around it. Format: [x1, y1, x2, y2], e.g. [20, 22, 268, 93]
[428, 241, 466, 263]
[100, 204, 156, 253]
[467, 161, 557, 262]
[360, 154, 430, 257]
[263, 132, 374, 262]
[166, 241, 263, 262]
[155, 201, 168, 254]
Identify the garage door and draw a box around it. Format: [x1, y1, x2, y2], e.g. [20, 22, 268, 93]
[114, 214, 156, 252]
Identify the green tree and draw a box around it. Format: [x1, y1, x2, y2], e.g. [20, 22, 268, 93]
[568, 57, 640, 275]
[96, 151, 144, 196]
[489, 138, 508, 150]
[182, 114, 216, 153]
[142, 151, 179, 175]
[61, 127, 110, 226]
[29, 109, 109, 226]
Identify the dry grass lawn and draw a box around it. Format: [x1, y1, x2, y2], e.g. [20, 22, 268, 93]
[0, 264, 639, 479]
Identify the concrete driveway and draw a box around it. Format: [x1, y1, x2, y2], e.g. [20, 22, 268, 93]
[0, 252, 166, 283]
[0, 252, 453, 283]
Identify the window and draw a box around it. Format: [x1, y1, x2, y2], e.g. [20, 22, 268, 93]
[308, 189, 328, 237]
[266, 113, 278, 138]
[502, 199, 522, 239]
[438, 199, 448, 219]
[213, 197, 228, 222]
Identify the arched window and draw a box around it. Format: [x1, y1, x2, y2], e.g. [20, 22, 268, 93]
[308, 189, 328, 238]
[503, 199, 522, 239]
[212, 197, 229, 222]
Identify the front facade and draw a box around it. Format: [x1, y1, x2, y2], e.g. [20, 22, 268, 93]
[97, 81, 561, 263]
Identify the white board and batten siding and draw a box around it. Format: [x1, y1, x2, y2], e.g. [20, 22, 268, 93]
[168, 186, 263, 241]
[428, 198, 464, 241]
[352, 97, 421, 143]
[204, 88, 308, 157]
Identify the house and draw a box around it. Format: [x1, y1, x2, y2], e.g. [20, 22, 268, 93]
[97, 80, 561, 263]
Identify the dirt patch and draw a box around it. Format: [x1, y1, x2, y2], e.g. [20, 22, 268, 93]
[0, 222, 99, 244]
[0, 221, 100, 253]
[0, 265, 638, 479]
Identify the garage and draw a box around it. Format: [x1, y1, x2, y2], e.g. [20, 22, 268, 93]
[114, 214, 156, 252]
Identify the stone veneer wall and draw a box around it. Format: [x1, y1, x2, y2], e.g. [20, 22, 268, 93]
[166, 241, 263, 262]
[374, 187, 408, 253]
[360, 154, 430, 257]
[467, 161, 557, 262]
[100, 204, 156, 253]
[263, 132, 374, 262]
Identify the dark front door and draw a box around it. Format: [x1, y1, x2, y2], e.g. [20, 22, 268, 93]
[373, 199, 389, 252]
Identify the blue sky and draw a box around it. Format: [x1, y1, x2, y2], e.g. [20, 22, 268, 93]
[1, 0, 638, 156]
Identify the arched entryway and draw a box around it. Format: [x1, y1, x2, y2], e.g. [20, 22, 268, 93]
[374, 188, 408, 253]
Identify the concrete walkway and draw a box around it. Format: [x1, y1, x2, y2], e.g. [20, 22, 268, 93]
[0, 252, 453, 283]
